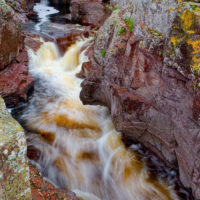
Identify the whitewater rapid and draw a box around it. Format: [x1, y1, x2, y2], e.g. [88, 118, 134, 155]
[20, 38, 180, 200]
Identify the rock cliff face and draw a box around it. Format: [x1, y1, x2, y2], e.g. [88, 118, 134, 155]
[0, 0, 23, 69]
[0, 0, 34, 107]
[80, 0, 200, 199]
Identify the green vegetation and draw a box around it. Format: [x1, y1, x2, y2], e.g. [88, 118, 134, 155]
[101, 49, 107, 56]
[190, 5, 198, 10]
[106, 4, 119, 12]
[118, 27, 125, 35]
[125, 17, 134, 33]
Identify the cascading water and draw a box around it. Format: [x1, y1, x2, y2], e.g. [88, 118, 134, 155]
[18, 37, 183, 200]
[34, 0, 59, 31]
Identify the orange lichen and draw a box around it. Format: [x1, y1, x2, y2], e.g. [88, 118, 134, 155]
[170, 36, 177, 46]
[168, 8, 174, 13]
[179, 4, 200, 73]
[181, 9, 193, 31]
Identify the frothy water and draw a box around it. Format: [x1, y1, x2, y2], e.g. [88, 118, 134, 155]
[21, 38, 181, 200]
[34, 0, 59, 31]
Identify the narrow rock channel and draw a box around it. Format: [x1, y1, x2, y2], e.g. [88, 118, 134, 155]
[1, 0, 199, 199]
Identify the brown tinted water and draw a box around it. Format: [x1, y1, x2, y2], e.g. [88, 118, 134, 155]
[16, 38, 188, 200]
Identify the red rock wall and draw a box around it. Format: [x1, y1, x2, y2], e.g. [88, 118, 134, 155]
[80, 1, 200, 199]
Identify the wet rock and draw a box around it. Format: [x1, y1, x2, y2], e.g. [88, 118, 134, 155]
[56, 32, 84, 55]
[0, 63, 34, 107]
[0, 97, 32, 200]
[24, 33, 44, 51]
[77, 45, 94, 78]
[56, 27, 91, 55]
[70, 0, 111, 27]
[80, 0, 200, 199]
[0, 0, 23, 70]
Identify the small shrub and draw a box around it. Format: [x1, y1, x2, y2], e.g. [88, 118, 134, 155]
[125, 17, 134, 33]
[101, 49, 107, 56]
[118, 27, 125, 35]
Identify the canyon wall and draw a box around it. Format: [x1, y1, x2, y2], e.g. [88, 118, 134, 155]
[0, 0, 34, 107]
[80, 0, 200, 199]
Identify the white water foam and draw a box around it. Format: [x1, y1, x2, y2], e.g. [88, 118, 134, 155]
[21, 39, 180, 200]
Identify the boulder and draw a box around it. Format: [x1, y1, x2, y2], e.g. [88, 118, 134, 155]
[80, 0, 200, 199]
[70, 0, 111, 27]
[0, 97, 32, 200]
[0, 63, 34, 107]
[0, 0, 23, 69]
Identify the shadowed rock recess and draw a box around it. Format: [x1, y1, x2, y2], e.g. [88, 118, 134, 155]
[80, 0, 200, 199]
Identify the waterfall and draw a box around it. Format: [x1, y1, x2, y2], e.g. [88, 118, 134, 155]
[21, 38, 180, 200]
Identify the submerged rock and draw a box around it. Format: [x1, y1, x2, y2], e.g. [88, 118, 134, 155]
[0, 97, 32, 200]
[80, 0, 200, 199]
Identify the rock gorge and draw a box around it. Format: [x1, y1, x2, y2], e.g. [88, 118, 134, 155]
[0, 0, 200, 199]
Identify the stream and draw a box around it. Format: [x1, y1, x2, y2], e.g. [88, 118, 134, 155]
[13, 1, 191, 200]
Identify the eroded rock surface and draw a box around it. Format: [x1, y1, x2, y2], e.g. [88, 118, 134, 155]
[80, 0, 200, 199]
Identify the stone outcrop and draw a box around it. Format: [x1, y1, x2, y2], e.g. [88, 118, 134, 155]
[5, 0, 29, 22]
[69, 0, 111, 27]
[0, 62, 34, 107]
[0, 0, 34, 107]
[80, 0, 200, 199]
[0, 97, 32, 200]
[0, 0, 23, 69]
